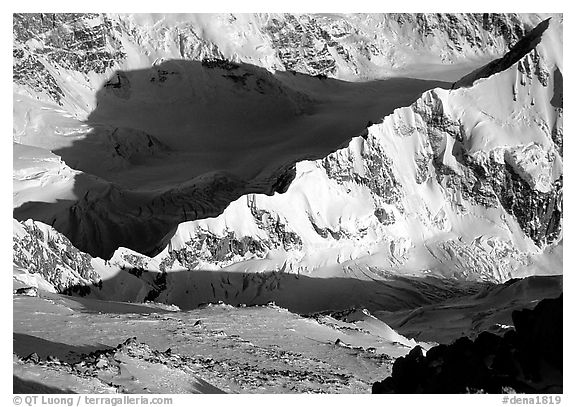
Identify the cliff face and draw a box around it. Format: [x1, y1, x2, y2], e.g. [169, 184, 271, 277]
[13, 219, 101, 294]
[12, 13, 541, 112]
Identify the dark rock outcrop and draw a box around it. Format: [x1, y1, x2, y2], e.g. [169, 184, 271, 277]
[373, 295, 562, 393]
[13, 287, 38, 297]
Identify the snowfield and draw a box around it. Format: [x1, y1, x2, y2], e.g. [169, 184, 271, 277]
[13, 274, 561, 394]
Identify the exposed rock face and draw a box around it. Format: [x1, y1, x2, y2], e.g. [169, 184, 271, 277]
[13, 12, 540, 110]
[262, 13, 529, 78]
[372, 295, 562, 393]
[13, 14, 125, 73]
[13, 13, 126, 107]
[13, 219, 101, 294]
[413, 88, 562, 248]
[323, 140, 403, 206]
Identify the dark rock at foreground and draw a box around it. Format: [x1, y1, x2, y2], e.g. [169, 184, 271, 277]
[373, 295, 562, 393]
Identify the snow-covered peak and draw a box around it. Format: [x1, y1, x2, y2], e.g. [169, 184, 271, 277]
[12, 13, 562, 288]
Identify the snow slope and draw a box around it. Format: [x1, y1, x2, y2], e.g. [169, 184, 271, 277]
[13, 275, 561, 393]
[135, 17, 562, 286]
[13, 13, 558, 249]
[13, 293, 429, 393]
[14, 62, 450, 258]
[375, 274, 563, 343]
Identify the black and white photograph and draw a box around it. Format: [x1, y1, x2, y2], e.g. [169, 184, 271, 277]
[9, 5, 566, 400]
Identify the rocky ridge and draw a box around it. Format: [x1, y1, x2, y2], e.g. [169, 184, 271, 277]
[149, 27, 562, 281]
[13, 219, 101, 294]
[12, 13, 562, 296]
[13, 13, 539, 110]
[372, 295, 562, 393]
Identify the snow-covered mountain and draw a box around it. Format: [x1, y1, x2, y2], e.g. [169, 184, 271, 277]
[153, 17, 562, 283]
[12, 13, 564, 395]
[14, 12, 538, 113]
[13, 13, 562, 304]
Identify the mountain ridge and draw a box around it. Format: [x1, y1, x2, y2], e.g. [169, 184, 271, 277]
[13, 12, 562, 301]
